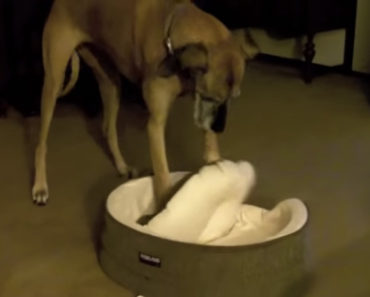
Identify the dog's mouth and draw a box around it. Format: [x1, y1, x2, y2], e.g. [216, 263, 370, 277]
[194, 93, 228, 133]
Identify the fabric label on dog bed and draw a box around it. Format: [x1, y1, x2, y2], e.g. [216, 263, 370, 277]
[139, 252, 162, 268]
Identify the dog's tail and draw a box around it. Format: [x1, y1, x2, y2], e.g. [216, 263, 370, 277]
[59, 51, 80, 97]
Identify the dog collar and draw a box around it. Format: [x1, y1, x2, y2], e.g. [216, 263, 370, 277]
[164, 4, 186, 55]
[165, 36, 174, 55]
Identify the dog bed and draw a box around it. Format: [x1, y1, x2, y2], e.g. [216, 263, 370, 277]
[99, 161, 309, 297]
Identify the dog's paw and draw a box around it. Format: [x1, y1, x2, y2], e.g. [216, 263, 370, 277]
[126, 167, 139, 179]
[117, 164, 139, 180]
[205, 157, 223, 166]
[32, 187, 49, 206]
[116, 161, 129, 175]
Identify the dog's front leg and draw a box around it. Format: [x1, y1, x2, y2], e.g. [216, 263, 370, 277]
[203, 130, 221, 164]
[147, 118, 171, 205]
[143, 76, 182, 208]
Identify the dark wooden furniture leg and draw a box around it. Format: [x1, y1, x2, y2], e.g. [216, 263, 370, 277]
[0, 98, 6, 117]
[0, 0, 11, 118]
[343, 0, 358, 73]
[303, 34, 316, 83]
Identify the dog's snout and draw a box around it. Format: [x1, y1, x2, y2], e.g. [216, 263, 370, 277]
[211, 102, 227, 133]
[193, 93, 228, 133]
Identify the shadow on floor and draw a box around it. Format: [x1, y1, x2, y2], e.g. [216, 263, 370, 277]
[21, 115, 40, 192]
[84, 173, 125, 253]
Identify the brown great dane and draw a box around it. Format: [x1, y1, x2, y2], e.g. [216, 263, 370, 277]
[32, 0, 258, 207]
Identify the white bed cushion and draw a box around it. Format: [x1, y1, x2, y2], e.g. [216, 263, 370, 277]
[210, 198, 306, 246]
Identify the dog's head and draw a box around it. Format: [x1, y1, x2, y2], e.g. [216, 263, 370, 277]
[159, 30, 258, 133]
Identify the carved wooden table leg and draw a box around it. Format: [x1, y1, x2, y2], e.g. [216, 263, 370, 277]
[303, 34, 316, 83]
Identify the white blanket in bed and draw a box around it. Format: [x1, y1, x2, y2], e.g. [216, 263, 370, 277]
[146, 160, 256, 243]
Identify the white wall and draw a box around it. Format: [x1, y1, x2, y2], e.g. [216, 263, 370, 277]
[249, 28, 346, 66]
[353, 0, 370, 74]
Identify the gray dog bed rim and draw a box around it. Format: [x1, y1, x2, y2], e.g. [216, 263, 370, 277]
[99, 208, 309, 297]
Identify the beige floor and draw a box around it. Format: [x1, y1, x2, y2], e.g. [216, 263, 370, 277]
[1, 61, 369, 297]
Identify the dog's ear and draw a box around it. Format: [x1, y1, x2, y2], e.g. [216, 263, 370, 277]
[177, 43, 208, 77]
[157, 54, 179, 77]
[232, 29, 259, 60]
[158, 43, 208, 78]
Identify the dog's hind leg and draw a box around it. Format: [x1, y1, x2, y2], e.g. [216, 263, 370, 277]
[32, 17, 83, 205]
[78, 48, 137, 178]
